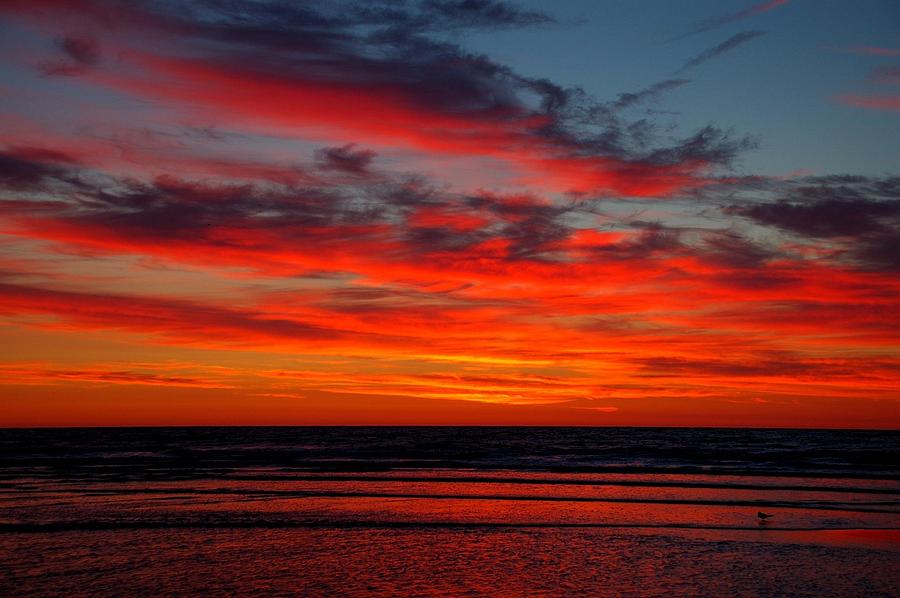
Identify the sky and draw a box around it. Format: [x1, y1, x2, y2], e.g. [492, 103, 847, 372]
[0, 0, 898, 428]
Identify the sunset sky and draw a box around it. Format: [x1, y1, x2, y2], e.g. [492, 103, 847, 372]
[1, 0, 898, 427]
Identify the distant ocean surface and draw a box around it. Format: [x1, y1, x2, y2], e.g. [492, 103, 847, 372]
[2, 427, 898, 596]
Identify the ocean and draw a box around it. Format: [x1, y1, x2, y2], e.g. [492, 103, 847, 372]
[1, 427, 898, 596]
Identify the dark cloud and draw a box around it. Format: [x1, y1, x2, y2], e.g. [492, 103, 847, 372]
[701, 230, 775, 268]
[736, 198, 900, 238]
[39, 35, 100, 76]
[0, 147, 79, 190]
[536, 83, 753, 169]
[427, 0, 553, 27]
[501, 212, 574, 260]
[316, 144, 376, 175]
[726, 175, 900, 271]
[404, 225, 487, 253]
[729, 175, 900, 236]
[58, 35, 99, 64]
[853, 231, 900, 272]
[371, 0, 556, 31]
[677, 31, 766, 73]
[65, 176, 382, 241]
[643, 125, 758, 167]
[611, 79, 690, 111]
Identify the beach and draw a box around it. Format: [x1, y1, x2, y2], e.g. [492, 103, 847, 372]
[1, 427, 898, 596]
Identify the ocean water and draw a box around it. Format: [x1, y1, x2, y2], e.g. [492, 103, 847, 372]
[1, 427, 898, 596]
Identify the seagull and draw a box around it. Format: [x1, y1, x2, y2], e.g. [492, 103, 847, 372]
[757, 511, 773, 521]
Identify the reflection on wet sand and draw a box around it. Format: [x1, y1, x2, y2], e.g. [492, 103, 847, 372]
[2, 427, 897, 595]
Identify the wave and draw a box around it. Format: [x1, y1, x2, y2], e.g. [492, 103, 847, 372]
[3, 521, 899, 533]
[3, 427, 898, 481]
[201, 474, 900, 494]
[6, 473, 899, 496]
[17, 486, 896, 513]
[4, 465, 899, 483]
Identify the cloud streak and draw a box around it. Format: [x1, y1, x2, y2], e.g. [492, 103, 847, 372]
[670, 0, 789, 41]
[0, 363, 235, 388]
[677, 31, 766, 73]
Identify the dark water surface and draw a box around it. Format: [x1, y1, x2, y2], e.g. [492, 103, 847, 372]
[1, 427, 898, 596]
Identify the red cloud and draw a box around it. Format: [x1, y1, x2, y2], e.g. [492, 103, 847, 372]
[837, 94, 900, 112]
[839, 46, 900, 57]
[0, 363, 234, 388]
[96, 53, 712, 197]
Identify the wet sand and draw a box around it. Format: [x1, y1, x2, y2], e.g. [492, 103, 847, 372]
[2, 527, 897, 597]
[2, 471, 898, 596]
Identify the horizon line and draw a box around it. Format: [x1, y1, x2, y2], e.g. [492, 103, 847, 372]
[2, 424, 898, 432]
